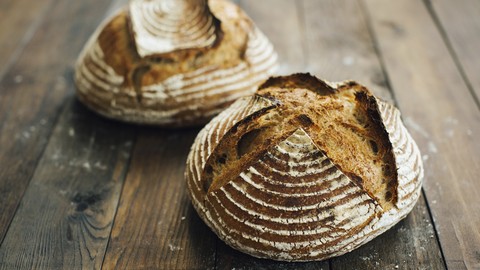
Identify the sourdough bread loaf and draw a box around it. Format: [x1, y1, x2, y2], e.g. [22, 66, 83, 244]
[185, 73, 423, 261]
[75, 0, 277, 127]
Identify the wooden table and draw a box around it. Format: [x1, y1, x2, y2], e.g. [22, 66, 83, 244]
[0, 0, 479, 269]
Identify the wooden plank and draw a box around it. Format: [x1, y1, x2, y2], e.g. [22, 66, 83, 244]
[103, 0, 128, 18]
[214, 1, 330, 269]
[0, 99, 134, 269]
[302, 0, 393, 102]
[0, 0, 54, 79]
[0, 0, 114, 244]
[426, 0, 480, 100]
[301, 0, 445, 269]
[102, 130, 217, 270]
[364, 0, 480, 269]
[239, 0, 305, 75]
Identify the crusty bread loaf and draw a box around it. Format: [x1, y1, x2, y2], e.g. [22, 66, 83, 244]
[185, 73, 423, 261]
[75, 0, 277, 127]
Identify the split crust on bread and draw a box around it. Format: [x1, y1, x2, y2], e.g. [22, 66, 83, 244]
[186, 73, 423, 261]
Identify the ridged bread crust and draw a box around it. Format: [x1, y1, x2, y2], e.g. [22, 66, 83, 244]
[74, 0, 278, 127]
[185, 74, 423, 261]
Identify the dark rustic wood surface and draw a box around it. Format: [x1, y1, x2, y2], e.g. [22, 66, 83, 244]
[0, 0, 478, 269]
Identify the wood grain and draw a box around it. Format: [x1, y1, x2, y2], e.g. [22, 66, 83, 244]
[302, 0, 445, 268]
[238, 0, 305, 75]
[0, 0, 114, 244]
[0, 99, 134, 269]
[364, 0, 480, 268]
[0, 0, 54, 79]
[426, 0, 480, 100]
[302, 0, 392, 102]
[0, 0, 472, 268]
[102, 130, 217, 270]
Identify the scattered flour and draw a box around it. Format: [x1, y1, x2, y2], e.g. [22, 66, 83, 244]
[94, 161, 107, 170]
[342, 56, 355, 66]
[168, 243, 182, 252]
[82, 162, 91, 171]
[444, 116, 458, 125]
[14, 75, 23, 83]
[427, 141, 438, 154]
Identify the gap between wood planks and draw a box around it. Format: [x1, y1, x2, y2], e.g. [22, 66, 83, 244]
[0, 2, 133, 268]
[0, 0, 464, 268]
[0, 0, 55, 81]
[301, 1, 443, 268]
[364, 0, 480, 268]
[359, 0, 447, 268]
[0, 0, 68, 238]
[0, 0, 120, 246]
[215, 0, 444, 269]
[422, 0, 480, 111]
[98, 0, 445, 268]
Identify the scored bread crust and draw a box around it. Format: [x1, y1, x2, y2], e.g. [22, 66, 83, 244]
[185, 73, 423, 261]
[74, 0, 278, 127]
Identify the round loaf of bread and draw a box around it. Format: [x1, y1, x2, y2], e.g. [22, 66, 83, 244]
[75, 0, 277, 127]
[185, 73, 423, 261]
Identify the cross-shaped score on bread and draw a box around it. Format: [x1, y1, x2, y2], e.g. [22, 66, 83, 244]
[201, 74, 398, 211]
[186, 73, 423, 261]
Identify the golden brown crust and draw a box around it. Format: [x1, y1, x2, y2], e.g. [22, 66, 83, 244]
[186, 73, 423, 261]
[258, 73, 336, 95]
[204, 75, 397, 208]
[75, 0, 278, 127]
